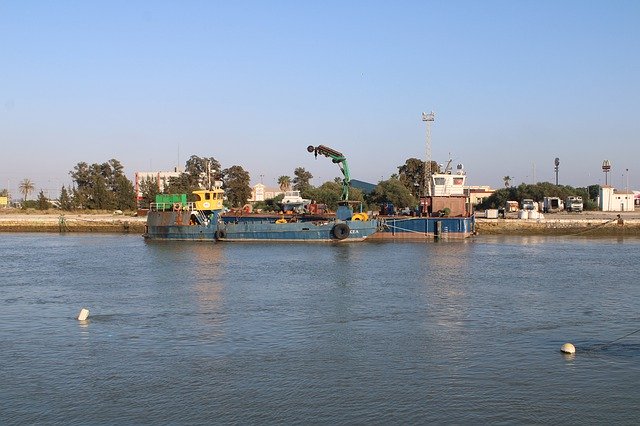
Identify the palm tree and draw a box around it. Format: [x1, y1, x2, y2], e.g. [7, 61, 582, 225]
[19, 178, 35, 201]
[503, 176, 512, 188]
[277, 175, 291, 192]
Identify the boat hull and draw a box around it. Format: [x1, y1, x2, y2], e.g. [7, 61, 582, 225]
[144, 211, 378, 242]
[369, 216, 475, 240]
[218, 219, 378, 242]
[144, 211, 218, 241]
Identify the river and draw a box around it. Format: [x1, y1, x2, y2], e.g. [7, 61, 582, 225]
[2, 234, 639, 424]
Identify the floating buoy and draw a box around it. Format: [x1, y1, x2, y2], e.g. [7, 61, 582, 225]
[77, 308, 90, 321]
[561, 343, 575, 354]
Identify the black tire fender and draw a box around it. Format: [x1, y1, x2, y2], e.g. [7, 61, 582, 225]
[215, 229, 227, 240]
[332, 223, 350, 240]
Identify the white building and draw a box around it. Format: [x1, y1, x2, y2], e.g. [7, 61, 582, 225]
[599, 186, 635, 212]
[134, 170, 181, 199]
[248, 183, 283, 202]
[465, 185, 494, 207]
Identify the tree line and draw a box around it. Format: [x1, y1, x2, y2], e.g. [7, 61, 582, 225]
[1, 155, 444, 212]
[9, 154, 596, 213]
[8, 161, 137, 211]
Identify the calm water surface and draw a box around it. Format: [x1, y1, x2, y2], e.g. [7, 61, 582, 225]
[2, 234, 640, 424]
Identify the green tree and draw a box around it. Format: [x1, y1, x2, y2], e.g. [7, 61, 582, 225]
[293, 167, 313, 196]
[587, 184, 600, 201]
[88, 171, 111, 209]
[397, 158, 439, 197]
[398, 158, 424, 197]
[370, 178, 417, 208]
[223, 165, 252, 208]
[165, 173, 194, 196]
[36, 190, 50, 210]
[310, 181, 342, 210]
[264, 193, 285, 212]
[59, 186, 73, 210]
[164, 155, 222, 196]
[477, 182, 598, 211]
[19, 178, 35, 201]
[139, 177, 160, 209]
[113, 174, 136, 210]
[185, 155, 221, 189]
[70, 159, 136, 210]
[0, 188, 8, 197]
[277, 175, 291, 191]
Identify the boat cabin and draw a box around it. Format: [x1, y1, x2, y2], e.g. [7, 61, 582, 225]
[193, 189, 224, 211]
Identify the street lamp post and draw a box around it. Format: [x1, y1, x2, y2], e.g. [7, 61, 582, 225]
[626, 168, 629, 193]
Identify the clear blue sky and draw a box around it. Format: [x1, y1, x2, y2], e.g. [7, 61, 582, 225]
[2, 0, 639, 199]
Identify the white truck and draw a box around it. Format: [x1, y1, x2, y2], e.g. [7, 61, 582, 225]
[543, 197, 563, 213]
[565, 196, 584, 212]
[521, 199, 537, 211]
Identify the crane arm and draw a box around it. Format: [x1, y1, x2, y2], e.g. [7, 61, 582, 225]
[307, 145, 350, 202]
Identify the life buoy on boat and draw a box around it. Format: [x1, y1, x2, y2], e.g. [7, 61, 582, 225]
[173, 203, 182, 211]
[275, 218, 287, 224]
[332, 223, 350, 240]
[351, 212, 369, 221]
[214, 229, 227, 240]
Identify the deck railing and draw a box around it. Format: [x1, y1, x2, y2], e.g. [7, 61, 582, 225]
[149, 202, 196, 212]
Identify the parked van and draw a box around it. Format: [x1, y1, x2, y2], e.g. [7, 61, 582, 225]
[565, 196, 583, 212]
[506, 201, 519, 212]
[521, 199, 536, 211]
[543, 197, 563, 213]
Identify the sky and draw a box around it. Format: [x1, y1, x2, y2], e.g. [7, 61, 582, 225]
[2, 0, 639, 199]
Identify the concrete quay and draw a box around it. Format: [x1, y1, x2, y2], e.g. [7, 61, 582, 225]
[476, 211, 640, 236]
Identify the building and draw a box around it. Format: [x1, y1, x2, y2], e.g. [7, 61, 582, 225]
[599, 186, 635, 212]
[134, 170, 182, 199]
[465, 185, 495, 207]
[249, 183, 283, 202]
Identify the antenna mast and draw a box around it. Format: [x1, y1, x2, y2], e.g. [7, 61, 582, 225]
[422, 111, 435, 196]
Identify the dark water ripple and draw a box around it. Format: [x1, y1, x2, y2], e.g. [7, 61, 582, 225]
[1, 234, 640, 424]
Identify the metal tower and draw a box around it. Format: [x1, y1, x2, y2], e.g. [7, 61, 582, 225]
[422, 111, 435, 196]
[602, 160, 611, 185]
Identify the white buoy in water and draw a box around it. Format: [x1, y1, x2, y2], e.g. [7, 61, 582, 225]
[77, 308, 90, 321]
[561, 343, 576, 354]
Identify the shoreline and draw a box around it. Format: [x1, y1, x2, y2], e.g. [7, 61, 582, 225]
[475, 210, 640, 236]
[475, 217, 640, 236]
[0, 213, 147, 233]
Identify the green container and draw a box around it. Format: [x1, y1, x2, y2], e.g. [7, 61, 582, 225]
[155, 194, 187, 210]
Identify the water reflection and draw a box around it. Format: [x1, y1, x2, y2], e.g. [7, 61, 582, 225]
[190, 244, 227, 336]
[77, 318, 90, 342]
